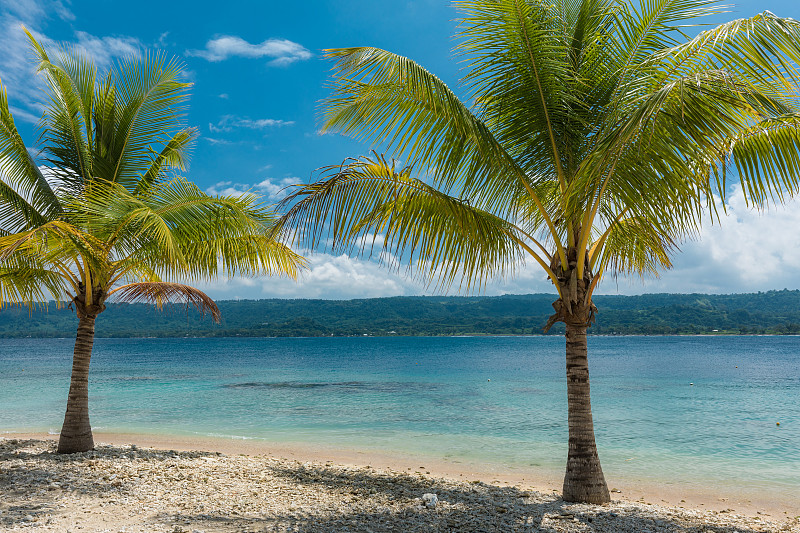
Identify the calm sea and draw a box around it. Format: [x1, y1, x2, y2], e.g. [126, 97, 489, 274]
[1, 336, 798, 494]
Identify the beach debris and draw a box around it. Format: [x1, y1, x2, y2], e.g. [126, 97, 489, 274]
[421, 493, 438, 508]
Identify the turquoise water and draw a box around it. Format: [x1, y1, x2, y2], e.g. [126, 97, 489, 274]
[1, 336, 798, 494]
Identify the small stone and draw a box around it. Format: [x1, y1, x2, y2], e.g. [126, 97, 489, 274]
[421, 493, 438, 509]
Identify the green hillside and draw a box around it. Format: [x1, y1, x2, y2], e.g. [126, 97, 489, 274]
[2, 290, 800, 338]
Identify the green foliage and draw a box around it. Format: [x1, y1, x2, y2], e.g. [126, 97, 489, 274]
[3, 290, 800, 338]
[283, 0, 800, 307]
[0, 33, 304, 314]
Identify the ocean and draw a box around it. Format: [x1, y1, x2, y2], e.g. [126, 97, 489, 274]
[1, 335, 798, 495]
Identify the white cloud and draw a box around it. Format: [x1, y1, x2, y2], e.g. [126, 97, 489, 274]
[218, 93, 229, 99]
[0, 2, 142, 124]
[0, 0, 73, 24]
[194, 185, 800, 300]
[204, 137, 234, 146]
[619, 186, 800, 295]
[206, 177, 297, 199]
[186, 36, 312, 66]
[0, 22, 50, 122]
[209, 115, 294, 133]
[196, 253, 422, 301]
[72, 31, 141, 69]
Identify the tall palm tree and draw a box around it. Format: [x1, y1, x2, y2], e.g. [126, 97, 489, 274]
[279, 1, 800, 503]
[0, 33, 305, 454]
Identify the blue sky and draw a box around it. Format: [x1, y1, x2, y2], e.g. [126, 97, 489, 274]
[2, 0, 800, 300]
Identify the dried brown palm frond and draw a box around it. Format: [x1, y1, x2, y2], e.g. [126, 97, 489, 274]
[109, 281, 221, 323]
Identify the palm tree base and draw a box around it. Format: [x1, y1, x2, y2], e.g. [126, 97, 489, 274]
[57, 430, 94, 454]
[563, 457, 611, 504]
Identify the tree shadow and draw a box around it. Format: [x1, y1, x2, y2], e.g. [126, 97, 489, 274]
[0, 438, 217, 528]
[0, 439, 784, 532]
[167, 463, 776, 532]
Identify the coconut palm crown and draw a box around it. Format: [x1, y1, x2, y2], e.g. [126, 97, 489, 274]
[0, 33, 305, 454]
[280, 0, 800, 503]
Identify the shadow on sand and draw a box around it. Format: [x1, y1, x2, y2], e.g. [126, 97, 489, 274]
[0, 438, 780, 532]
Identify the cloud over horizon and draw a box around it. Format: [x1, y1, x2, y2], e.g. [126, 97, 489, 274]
[193, 186, 800, 301]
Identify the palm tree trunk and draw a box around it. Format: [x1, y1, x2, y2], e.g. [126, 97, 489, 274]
[57, 315, 97, 454]
[562, 321, 610, 503]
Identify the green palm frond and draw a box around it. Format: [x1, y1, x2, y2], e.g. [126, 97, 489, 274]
[0, 79, 61, 227]
[656, 12, 800, 89]
[0, 35, 305, 312]
[322, 47, 539, 216]
[28, 31, 96, 186]
[281, 155, 535, 290]
[283, 0, 800, 306]
[457, 0, 574, 179]
[728, 115, 800, 206]
[110, 53, 191, 189]
[68, 177, 305, 282]
[599, 215, 678, 277]
[0, 252, 70, 308]
[135, 128, 198, 194]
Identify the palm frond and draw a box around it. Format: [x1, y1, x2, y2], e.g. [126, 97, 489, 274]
[322, 46, 540, 217]
[0, 77, 61, 227]
[0, 252, 70, 308]
[28, 30, 96, 186]
[135, 127, 198, 194]
[109, 281, 221, 322]
[110, 52, 191, 189]
[281, 155, 529, 290]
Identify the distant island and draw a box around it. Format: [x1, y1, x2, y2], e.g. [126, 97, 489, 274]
[2, 290, 800, 338]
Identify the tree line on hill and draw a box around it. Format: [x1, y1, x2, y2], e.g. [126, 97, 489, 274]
[2, 290, 800, 338]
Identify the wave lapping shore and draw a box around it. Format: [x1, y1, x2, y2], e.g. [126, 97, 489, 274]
[1, 438, 796, 532]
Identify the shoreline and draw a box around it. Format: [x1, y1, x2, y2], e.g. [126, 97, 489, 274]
[5, 333, 800, 339]
[6, 431, 798, 521]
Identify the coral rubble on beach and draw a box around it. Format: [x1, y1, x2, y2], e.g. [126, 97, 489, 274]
[0, 438, 796, 532]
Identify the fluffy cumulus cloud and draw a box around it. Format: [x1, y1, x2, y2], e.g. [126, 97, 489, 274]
[195, 253, 422, 301]
[208, 115, 294, 133]
[187, 36, 312, 66]
[624, 186, 800, 295]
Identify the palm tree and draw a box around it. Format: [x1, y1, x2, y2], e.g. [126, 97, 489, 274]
[0, 33, 305, 454]
[279, 1, 800, 503]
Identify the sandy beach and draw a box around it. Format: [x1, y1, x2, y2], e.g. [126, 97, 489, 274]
[1, 434, 797, 532]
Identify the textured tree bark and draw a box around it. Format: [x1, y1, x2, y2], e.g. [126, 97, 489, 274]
[562, 320, 610, 503]
[544, 245, 610, 504]
[57, 315, 97, 454]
